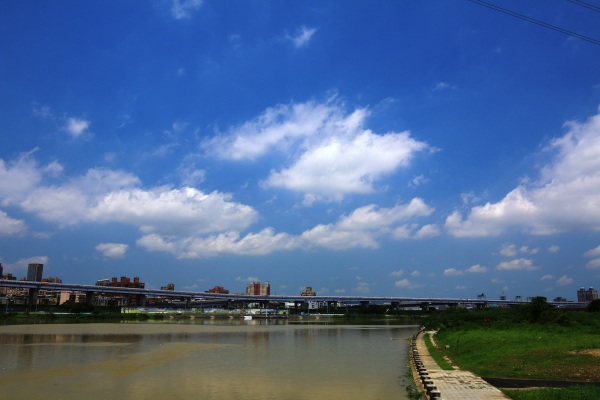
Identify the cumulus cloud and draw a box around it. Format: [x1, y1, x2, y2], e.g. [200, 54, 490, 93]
[138, 228, 296, 259]
[301, 199, 434, 249]
[394, 278, 422, 289]
[465, 264, 488, 273]
[496, 258, 541, 271]
[0, 154, 259, 242]
[288, 26, 317, 48]
[389, 270, 404, 278]
[0, 152, 43, 205]
[95, 243, 128, 258]
[139, 198, 434, 258]
[583, 245, 600, 269]
[444, 268, 464, 276]
[171, 0, 202, 19]
[584, 245, 600, 257]
[556, 275, 574, 287]
[548, 245, 560, 253]
[64, 117, 90, 138]
[499, 243, 517, 257]
[1, 148, 434, 260]
[205, 99, 430, 203]
[444, 264, 488, 276]
[8, 256, 49, 273]
[0, 210, 27, 236]
[541, 274, 554, 281]
[586, 258, 600, 269]
[445, 108, 600, 236]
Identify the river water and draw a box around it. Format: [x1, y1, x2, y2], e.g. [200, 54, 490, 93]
[0, 320, 418, 400]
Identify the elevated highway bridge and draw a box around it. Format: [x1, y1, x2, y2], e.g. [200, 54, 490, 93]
[0, 279, 587, 309]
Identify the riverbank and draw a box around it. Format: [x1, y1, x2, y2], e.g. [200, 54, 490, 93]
[419, 299, 600, 399]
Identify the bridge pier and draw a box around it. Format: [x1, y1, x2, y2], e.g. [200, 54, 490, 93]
[86, 292, 94, 305]
[136, 294, 147, 307]
[28, 288, 39, 307]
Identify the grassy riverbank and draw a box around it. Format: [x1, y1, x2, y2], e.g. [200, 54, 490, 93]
[422, 298, 600, 399]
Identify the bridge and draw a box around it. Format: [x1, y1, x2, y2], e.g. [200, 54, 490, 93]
[0, 279, 587, 309]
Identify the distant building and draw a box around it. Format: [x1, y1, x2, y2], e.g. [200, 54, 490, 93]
[207, 285, 229, 294]
[577, 286, 598, 303]
[27, 263, 44, 282]
[93, 276, 146, 306]
[42, 276, 62, 283]
[553, 296, 568, 303]
[246, 281, 270, 296]
[161, 283, 175, 291]
[301, 287, 317, 296]
[96, 276, 145, 288]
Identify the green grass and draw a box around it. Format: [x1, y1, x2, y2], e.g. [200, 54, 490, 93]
[503, 385, 600, 400]
[423, 332, 454, 370]
[434, 326, 600, 381]
[420, 302, 600, 400]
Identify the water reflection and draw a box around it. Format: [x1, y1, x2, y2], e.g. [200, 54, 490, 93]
[0, 322, 418, 400]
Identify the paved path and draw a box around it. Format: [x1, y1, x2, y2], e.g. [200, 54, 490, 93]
[413, 330, 510, 400]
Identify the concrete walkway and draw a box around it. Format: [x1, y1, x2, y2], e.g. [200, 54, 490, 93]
[412, 330, 511, 400]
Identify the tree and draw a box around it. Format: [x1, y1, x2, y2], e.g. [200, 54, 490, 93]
[586, 299, 600, 313]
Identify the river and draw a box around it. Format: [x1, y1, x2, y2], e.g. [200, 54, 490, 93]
[0, 320, 419, 400]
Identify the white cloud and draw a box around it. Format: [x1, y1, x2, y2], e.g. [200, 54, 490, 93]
[433, 82, 456, 91]
[586, 258, 600, 269]
[139, 228, 296, 259]
[354, 281, 372, 294]
[95, 243, 128, 258]
[302, 199, 434, 249]
[0, 210, 27, 236]
[2, 151, 434, 259]
[445, 108, 600, 237]
[64, 117, 90, 138]
[496, 258, 541, 271]
[288, 26, 317, 48]
[584, 245, 600, 257]
[389, 270, 404, 278]
[139, 198, 434, 258]
[0, 152, 43, 205]
[171, 0, 202, 19]
[556, 275, 574, 287]
[410, 175, 429, 186]
[444, 264, 488, 276]
[94, 187, 257, 236]
[8, 256, 49, 273]
[206, 99, 429, 203]
[465, 264, 488, 273]
[444, 268, 464, 276]
[32, 105, 53, 119]
[394, 278, 422, 289]
[266, 130, 428, 202]
[548, 245, 560, 253]
[499, 243, 517, 257]
[541, 274, 554, 281]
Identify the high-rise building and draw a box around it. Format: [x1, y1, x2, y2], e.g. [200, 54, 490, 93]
[301, 287, 316, 296]
[246, 281, 270, 296]
[27, 263, 44, 282]
[207, 285, 228, 294]
[577, 286, 598, 303]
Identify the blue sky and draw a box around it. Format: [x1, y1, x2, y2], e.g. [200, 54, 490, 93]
[2, 1, 600, 300]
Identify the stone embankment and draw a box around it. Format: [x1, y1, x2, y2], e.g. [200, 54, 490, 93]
[410, 330, 510, 400]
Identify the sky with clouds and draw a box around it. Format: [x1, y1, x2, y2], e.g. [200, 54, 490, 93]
[1, 1, 600, 300]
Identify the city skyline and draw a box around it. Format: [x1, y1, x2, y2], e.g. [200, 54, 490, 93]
[1, 1, 600, 301]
